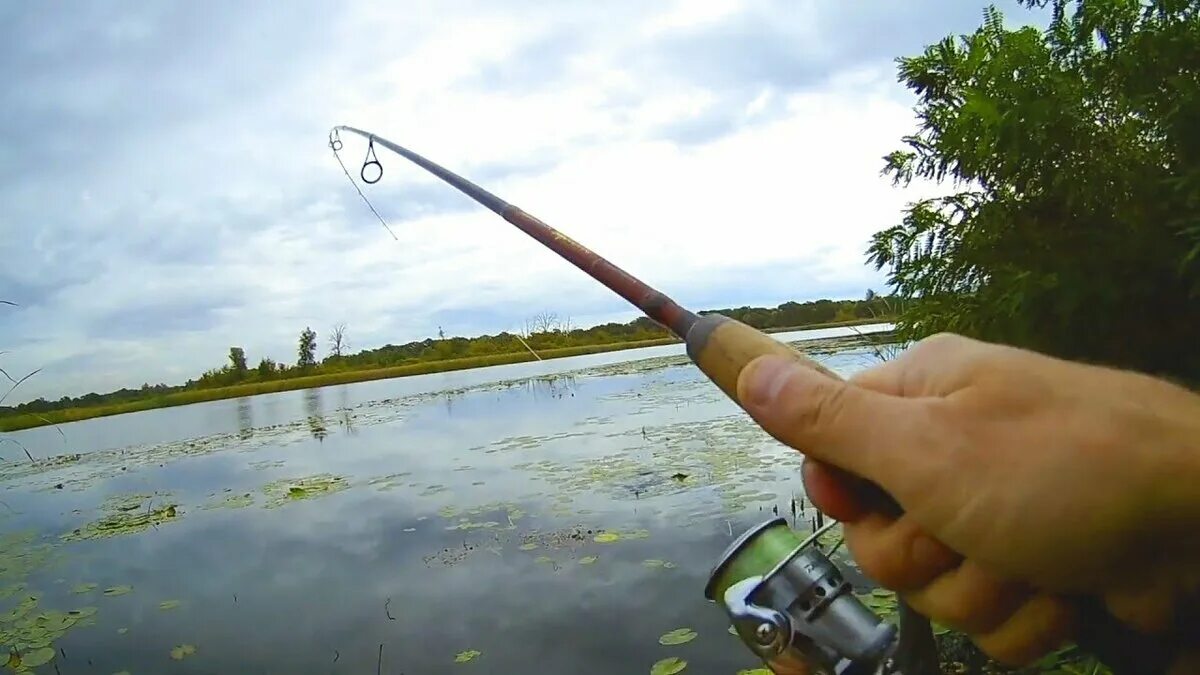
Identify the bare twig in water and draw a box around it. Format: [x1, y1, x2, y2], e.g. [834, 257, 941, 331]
[333, 650, 340, 663]
[233, 593, 238, 603]
[0, 300, 16, 306]
[377, 643, 383, 675]
[385, 597, 396, 620]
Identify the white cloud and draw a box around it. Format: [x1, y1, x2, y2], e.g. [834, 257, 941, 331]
[0, 0, 1020, 401]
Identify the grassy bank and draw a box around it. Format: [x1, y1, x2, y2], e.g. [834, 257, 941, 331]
[0, 317, 889, 432]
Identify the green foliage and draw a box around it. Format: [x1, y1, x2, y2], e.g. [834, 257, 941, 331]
[297, 327, 317, 369]
[255, 357, 276, 379]
[871, 0, 1200, 380]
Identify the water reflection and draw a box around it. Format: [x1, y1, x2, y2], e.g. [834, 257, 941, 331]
[336, 385, 357, 436]
[0, 331, 899, 675]
[236, 397, 253, 440]
[304, 387, 327, 440]
[519, 373, 579, 401]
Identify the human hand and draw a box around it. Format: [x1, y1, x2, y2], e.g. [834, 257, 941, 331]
[736, 333, 1200, 667]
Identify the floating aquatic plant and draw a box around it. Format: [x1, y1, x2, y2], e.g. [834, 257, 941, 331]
[649, 656, 687, 675]
[658, 628, 697, 646]
[169, 644, 196, 660]
[454, 649, 480, 663]
[62, 499, 180, 542]
[262, 474, 349, 508]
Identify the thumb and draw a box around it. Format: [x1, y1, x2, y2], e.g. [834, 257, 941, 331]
[737, 354, 945, 499]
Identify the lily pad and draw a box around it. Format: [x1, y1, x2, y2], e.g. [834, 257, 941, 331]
[578, 556, 598, 565]
[454, 649, 481, 663]
[593, 532, 620, 543]
[158, 600, 181, 610]
[72, 583, 97, 594]
[650, 656, 687, 675]
[21, 647, 55, 668]
[68, 606, 98, 619]
[36, 611, 77, 632]
[737, 669, 772, 675]
[103, 585, 133, 597]
[117, 627, 129, 635]
[169, 644, 196, 660]
[658, 628, 697, 646]
[517, 543, 539, 551]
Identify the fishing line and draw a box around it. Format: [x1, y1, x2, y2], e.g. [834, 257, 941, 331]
[328, 130, 398, 241]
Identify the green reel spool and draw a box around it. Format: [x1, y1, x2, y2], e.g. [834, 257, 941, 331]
[705, 518, 901, 675]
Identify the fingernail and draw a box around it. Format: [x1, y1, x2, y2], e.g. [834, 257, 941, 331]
[743, 356, 796, 407]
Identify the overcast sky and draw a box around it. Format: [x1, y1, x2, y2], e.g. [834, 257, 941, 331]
[0, 0, 1042, 402]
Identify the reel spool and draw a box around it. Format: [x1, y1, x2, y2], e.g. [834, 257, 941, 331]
[706, 518, 903, 675]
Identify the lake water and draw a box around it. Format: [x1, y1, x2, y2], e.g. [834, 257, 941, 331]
[1, 324, 896, 675]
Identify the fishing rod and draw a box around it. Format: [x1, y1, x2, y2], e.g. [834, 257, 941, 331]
[327, 125, 1174, 675]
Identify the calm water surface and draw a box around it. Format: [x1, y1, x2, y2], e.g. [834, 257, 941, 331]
[1, 325, 894, 674]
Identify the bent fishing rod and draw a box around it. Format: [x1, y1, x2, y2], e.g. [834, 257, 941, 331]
[328, 125, 1177, 675]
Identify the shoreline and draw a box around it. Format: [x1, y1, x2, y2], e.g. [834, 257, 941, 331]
[0, 318, 891, 432]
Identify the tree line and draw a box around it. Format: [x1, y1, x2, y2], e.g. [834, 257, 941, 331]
[1, 294, 893, 417]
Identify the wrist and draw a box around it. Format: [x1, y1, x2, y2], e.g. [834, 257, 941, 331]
[1144, 398, 1200, 561]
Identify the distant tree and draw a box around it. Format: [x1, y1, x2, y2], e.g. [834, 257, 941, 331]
[256, 357, 276, 379]
[228, 347, 248, 378]
[329, 322, 348, 357]
[298, 327, 317, 368]
[528, 312, 561, 334]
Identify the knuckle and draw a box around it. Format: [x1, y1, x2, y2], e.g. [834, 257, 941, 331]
[847, 532, 910, 590]
[937, 592, 986, 630]
[783, 377, 846, 440]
